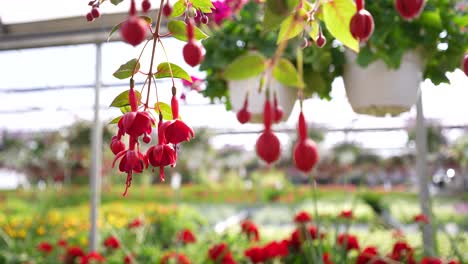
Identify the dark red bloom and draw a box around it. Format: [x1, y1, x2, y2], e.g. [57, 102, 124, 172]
[413, 213, 429, 224]
[177, 229, 197, 244]
[463, 54, 468, 77]
[323, 252, 334, 264]
[65, 246, 86, 264]
[57, 239, 68, 247]
[128, 218, 143, 229]
[420, 257, 443, 264]
[160, 252, 191, 264]
[103, 235, 120, 249]
[289, 226, 319, 248]
[208, 243, 232, 262]
[337, 233, 360, 251]
[112, 149, 148, 195]
[161, 119, 195, 145]
[395, 0, 425, 21]
[356, 246, 379, 264]
[294, 211, 312, 224]
[256, 130, 281, 164]
[339, 210, 354, 219]
[241, 220, 260, 241]
[37, 242, 53, 254]
[146, 144, 177, 181]
[390, 241, 415, 264]
[80, 252, 105, 264]
[110, 136, 126, 155]
[237, 95, 251, 124]
[350, 9, 374, 41]
[124, 254, 134, 264]
[181, 76, 203, 92]
[293, 112, 319, 173]
[244, 246, 265, 263]
[448, 260, 460, 264]
[263, 240, 289, 259]
[118, 111, 155, 139]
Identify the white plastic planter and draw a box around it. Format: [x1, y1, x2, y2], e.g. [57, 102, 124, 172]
[343, 50, 423, 116]
[228, 74, 297, 122]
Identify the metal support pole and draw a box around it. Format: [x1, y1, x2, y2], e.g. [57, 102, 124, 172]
[415, 89, 435, 256]
[89, 43, 103, 252]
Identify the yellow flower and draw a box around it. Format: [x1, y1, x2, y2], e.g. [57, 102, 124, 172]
[36, 226, 46, 236]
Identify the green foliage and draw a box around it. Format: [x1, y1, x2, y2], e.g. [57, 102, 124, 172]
[113, 59, 140, 79]
[154, 62, 192, 81]
[223, 52, 267, 80]
[167, 21, 209, 42]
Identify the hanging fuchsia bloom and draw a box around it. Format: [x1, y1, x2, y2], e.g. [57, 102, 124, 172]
[339, 210, 354, 219]
[118, 111, 155, 139]
[161, 96, 195, 145]
[103, 235, 120, 250]
[113, 148, 148, 196]
[80, 252, 106, 264]
[37, 242, 53, 254]
[110, 136, 126, 155]
[256, 99, 280, 164]
[395, 0, 425, 21]
[294, 211, 312, 224]
[211, 1, 233, 25]
[146, 118, 177, 181]
[413, 213, 429, 224]
[337, 233, 360, 251]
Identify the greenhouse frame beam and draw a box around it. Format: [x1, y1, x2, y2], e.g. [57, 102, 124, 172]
[0, 10, 167, 51]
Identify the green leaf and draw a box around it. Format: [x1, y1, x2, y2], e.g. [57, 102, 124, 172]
[154, 63, 192, 82]
[120, 105, 132, 114]
[322, 0, 359, 52]
[419, 11, 442, 29]
[167, 20, 209, 41]
[453, 14, 468, 27]
[277, 15, 304, 43]
[110, 90, 142, 108]
[110, 0, 124, 5]
[272, 58, 304, 88]
[190, 0, 214, 13]
[263, 4, 286, 31]
[154, 102, 175, 120]
[109, 116, 122, 124]
[113, 59, 140, 79]
[224, 53, 267, 80]
[171, 0, 187, 18]
[108, 16, 151, 42]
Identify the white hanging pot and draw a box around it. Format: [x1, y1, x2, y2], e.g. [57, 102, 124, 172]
[343, 50, 423, 117]
[228, 73, 297, 123]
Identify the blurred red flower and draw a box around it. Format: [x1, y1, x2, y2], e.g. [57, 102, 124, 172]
[339, 210, 354, 219]
[160, 252, 191, 264]
[177, 229, 197, 244]
[294, 211, 312, 224]
[413, 214, 429, 224]
[241, 220, 260, 241]
[337, 233, 360, 251]
[103, 235, 120, 249]
[37, 242, 53, 254]
[80, 252, 105, 264]
[420, 257, 443, 264]
[128, 218, 143, 229]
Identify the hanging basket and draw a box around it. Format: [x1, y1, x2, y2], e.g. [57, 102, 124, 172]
[343, 50, 423, 117]
[228, 74, 297, 123]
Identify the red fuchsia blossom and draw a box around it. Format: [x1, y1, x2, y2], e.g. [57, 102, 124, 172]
[177, 229, 197, 244]
[395, 0, 425, 21]
[244, 246, 266, 263]
[160, 252, 191, 264]
[112, 148, 148, 195]
[356, 246, 379, 264]
[256, 99, 281, 164]
[420, 257, 443, 264]
[263, 240, 289, 259]
[37, 242, 53, 254]
[293, 111, 319, 173]
[389, 241, 416, 264]
[118, 111, 155, 139]
[57, 239, 68, 247]
[337, 233, 360, 251]
[323, 252, 334, 264]
[289, 226, 319, 248]
[413, 213, 429, 224]
[339, 209, 353, 219]
[64, 246, 86, 264]
[80, 252, 105, 264]
[120, 0, 149, 46]
[124, 254, 134, 264]
[211, 1, 233, 25]
[110, 136, 126, 155]
[294, 211, 312, 224]
[349, 0, 374, 42]
[181, 76, 203, 92]
[103, 235, 120, 249]
[128, 218, 143, 229]
[241, 220, 260, 241]
[146, 127, 177, 181]
[208, 243, 236, 263]
[160, 95, 195, 146]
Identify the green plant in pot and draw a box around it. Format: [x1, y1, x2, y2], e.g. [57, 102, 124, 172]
[343, 0, 468, 116]
[200, 1, 346, 122]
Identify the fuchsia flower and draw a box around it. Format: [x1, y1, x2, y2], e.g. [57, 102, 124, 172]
[181, 76, 203, 92]
[294, 211, 312, 224]
[37, 242, 53, 254]
[211, 1, 232, 25]
[413, 213, 429, 224]
[146, 117, 177, 182]
[160, 252, 191, 264]
[103, 235, 120, 249]
[112, 148, 148, 195]
[339, 209, 354, 219]
[337, 233, 360, 251]
[80, 252, 105, 264]
[177, 229, 197, 244]
[118, 110, 155, 139]
[240, 220, 260, 241]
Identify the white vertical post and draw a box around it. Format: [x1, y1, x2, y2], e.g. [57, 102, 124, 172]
[415, 89, 435, 255]
[89, 43, 103, 252]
